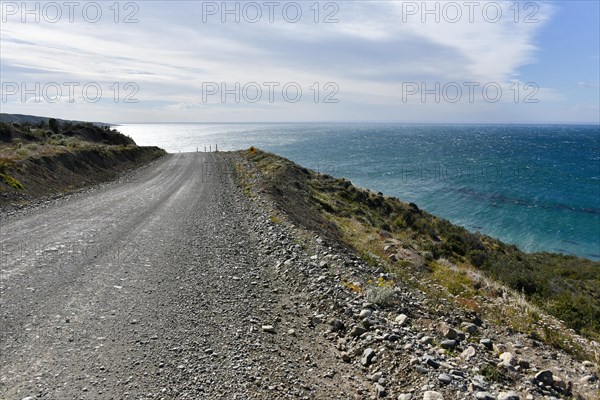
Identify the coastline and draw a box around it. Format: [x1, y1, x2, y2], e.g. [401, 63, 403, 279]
[117, 122, 600, 260]
[234, 148, 600, 345]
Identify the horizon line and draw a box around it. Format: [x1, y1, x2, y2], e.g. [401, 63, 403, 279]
[113, 121, 600, 126]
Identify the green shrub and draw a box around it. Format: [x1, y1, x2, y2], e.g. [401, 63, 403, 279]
[49, 118, 59, 134]
[366, 285, 396, 307]
[467, 249, 488, 267]
[0, 173, 25, 190]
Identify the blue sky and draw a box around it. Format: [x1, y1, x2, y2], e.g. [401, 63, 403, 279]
[1, 1, 598, 123]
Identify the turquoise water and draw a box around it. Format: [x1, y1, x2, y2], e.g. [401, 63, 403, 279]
[118, 123, 600, 260]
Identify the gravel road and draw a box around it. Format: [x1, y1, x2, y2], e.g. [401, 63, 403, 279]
[0, 153, 363, 400]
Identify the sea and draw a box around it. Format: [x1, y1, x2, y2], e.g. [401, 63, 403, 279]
[117, 123, 600, 260]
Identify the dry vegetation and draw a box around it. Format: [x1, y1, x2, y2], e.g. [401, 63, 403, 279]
[238, 148, 600, 362]
[0, 119, 164, 201]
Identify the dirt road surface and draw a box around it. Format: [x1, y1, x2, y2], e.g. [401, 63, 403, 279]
[0, 153, 361, 400]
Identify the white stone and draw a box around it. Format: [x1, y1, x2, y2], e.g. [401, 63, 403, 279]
[423, 391, 444, 400]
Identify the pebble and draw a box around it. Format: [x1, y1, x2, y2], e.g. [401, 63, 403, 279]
[437, 322, 457, 339]
[420, 336, 433, 345]
[423, 356, 439, 369]
[450, 369, 465, 378]
[341, 352, 351, 362]
[370, 372, 383, 382]
[461, 346, 477, 359]
[440, 339, 457, 349]
[350, 326, 366, 337]
[470, 377, 488, 391]
[438, 373, 452, 384]
[461, 322, 478, 334]
[375, 382, 387, 397]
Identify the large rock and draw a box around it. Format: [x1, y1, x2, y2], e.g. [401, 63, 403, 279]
[375, 383, 387, 397]
[469, 376, 488, 391]
[532, 370, 571, 394]
[438, 373, 452, 384]
[361, 348, 376, 367]
[534, 370, 554, 386]
[461, 322, 478, 334]
[350, 325, 366, 337]
[423, 391, 444, 400]
[579, 374, 598, 384]
[499, 352, 516, 367]
[362, 318, 376, 329]
[395, 314, 409, 326]
[553, 376, 566, 389]
[423, 355, 440, 369]
[328, 318, 345, 332]
[436, 322, 457, 339]
[497, 392, 520, 400]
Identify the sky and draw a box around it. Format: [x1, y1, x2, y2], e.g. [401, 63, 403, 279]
[0, 0, 599, 123]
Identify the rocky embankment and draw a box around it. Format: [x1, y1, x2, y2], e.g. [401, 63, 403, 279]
[228, 151, 599, 400]
[0, 145, 165, 207]
[0, 120, 165, 208]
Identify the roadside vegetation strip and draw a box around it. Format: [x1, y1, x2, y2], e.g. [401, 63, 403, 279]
[238, 148, 600, 361]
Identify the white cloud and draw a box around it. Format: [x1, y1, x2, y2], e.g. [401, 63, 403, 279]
[577, 81, 600, 89]
[0, 1, 564, 122]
